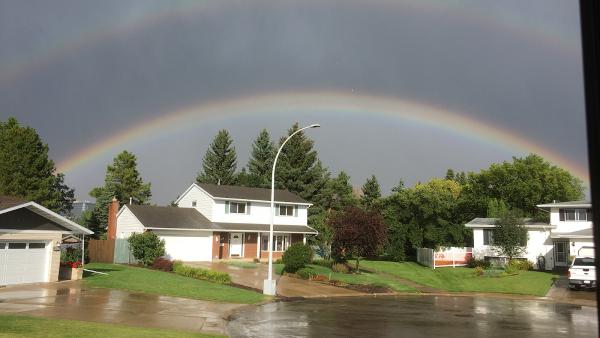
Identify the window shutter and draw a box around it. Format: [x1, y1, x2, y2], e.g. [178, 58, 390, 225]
[246, 202, 251, 215]
[559, 209, 564, 221]
[225, 201, 230, 214]
[294, 206, 298, 217]
[275, 204, 280, 216]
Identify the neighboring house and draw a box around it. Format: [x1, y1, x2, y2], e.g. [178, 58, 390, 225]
[466, 200, 593, 270]
[113, 183, 317, 262]
[0, 196, 93, 286]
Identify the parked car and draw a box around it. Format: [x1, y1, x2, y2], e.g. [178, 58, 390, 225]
[568, 256, 596, 289]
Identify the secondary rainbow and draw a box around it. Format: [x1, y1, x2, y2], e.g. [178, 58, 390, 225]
[55, 91, 589, 184]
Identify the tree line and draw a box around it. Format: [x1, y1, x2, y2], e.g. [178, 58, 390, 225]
[0, 117, 585, 261]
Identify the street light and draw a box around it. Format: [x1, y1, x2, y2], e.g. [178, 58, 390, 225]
[263, 123, 320, 295]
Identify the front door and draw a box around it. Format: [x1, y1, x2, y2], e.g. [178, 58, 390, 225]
[230, 233, 243, 257]
[554, 241, 570, 267]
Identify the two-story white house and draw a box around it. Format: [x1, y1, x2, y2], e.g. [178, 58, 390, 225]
[466, 200, 593, 270]
[113, 183, 317, 262]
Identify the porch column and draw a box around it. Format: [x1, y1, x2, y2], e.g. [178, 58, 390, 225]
[303, 234, 306, 245]
[257, 232, 261, 258]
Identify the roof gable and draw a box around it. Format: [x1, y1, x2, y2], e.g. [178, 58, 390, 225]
[0, 200, 93, 235]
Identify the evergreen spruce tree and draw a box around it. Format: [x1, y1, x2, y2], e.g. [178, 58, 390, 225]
[88, 150, 151, 238]
[275, 123, 327, 202]
[247, 129, 275, 187]
[0, 117, 74, 213]
[196, 130, 237, 185]
[361, 175, 382, 208]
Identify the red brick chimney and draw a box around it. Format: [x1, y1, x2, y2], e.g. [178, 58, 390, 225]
[107, 197, 119, 240]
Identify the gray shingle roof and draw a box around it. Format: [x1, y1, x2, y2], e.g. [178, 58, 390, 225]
[537, 200, 591, 208]
[126, 205, 317, 234]
[127, 205, 212, 229]
[197, 183, 310, 204]
[551, 228, 593, 238]
[0, 195, 27, 211]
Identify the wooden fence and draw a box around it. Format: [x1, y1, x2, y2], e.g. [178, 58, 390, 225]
[88, 239, 115, 263]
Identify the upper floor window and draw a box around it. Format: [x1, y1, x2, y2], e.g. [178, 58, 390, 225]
[191, 200, 197, 207]
[483, 229, 494, 245]
[277, 204, 296, 217]
[226, 201, 248, 214]
[559, 208, 592, 222]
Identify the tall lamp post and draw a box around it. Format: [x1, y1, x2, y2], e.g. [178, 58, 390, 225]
[263, 123, 320, 295]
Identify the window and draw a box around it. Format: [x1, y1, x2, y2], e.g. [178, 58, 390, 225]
[28, 243, 46, 249]
[0, 243, 5, 249]
[560, 208, 591, 221]
[227, 201, 247, 214]
[277, 204, 296, 216]
[8, 242, 26, 249]
[261, 234, 291, 252]
[483, 229, 494, 245]
[191, 200, 197, 207]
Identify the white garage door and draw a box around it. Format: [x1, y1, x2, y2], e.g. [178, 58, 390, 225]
[154, 231, 212, 262]
[0, 241, 49, 285]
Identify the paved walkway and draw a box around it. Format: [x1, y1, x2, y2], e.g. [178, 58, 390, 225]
[187, 261, 365, 298]
[0, 281, 244, 335]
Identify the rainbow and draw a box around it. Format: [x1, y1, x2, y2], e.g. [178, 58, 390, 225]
[55, 91, 589, 184]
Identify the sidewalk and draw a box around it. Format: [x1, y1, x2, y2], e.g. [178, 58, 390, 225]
[187, 261, 365, 298]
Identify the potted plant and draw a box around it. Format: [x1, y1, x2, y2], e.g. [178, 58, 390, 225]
[59, 247, 84, 280]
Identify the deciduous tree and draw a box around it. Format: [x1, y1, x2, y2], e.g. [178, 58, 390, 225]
[493, 211, 528, 261]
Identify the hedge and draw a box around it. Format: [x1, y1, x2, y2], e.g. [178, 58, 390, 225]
[172, 261, 231, 284]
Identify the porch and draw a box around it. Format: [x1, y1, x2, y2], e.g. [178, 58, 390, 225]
[211, 232, 306, 260]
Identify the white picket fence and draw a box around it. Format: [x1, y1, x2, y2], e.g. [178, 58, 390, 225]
[417, 247, 473, 269]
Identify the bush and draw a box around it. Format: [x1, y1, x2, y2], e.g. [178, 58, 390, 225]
[172, 261, 231, 284]
[331, 263, 350, 274]
[151, 257, 174, 271]
[467, 257, 491, 269]
[508, 259, 532, 271]
[312, 259, 333, 268]
[296, 267, 314, 280]
[253, 258, 260, 263]
[282, 243, 313, 273]
[474, 266, 484, 276]
[128, 232, 166, 266]
[61, 247, 80, 264]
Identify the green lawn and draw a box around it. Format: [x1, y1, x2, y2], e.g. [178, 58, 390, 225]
[358, 261, 557, 296]
[223, 260, 259, 269]
[84, 263, 266, 304]
[0, 314, 223, 338]
[274, 263, 416, 292]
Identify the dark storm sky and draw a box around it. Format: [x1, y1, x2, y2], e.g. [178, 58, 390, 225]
[0, 0, 588, 204]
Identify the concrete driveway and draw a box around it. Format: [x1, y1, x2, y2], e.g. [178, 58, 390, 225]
[0, 281, 244, 335]
[187, 261, 365, 298]
[545, 275, 596, 306]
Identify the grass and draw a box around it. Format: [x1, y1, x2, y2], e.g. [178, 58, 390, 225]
[358, 260, 557, 296]
[223, 260, 259, 269]
[0, 314, 224, 338]
[274, 263, 416, 292]
[84, 263, 266, 304]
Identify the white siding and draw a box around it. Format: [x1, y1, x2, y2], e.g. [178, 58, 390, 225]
[550, 207, 593, 233]
[177, 185, 213, 219]
[211, 199, 308, 226]
[571, 240, 595, 257]
[153, 230, 213, 262]
[116, 207, 145, 239]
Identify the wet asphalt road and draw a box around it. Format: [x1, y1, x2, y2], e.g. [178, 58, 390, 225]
[227, 295, 597, 338]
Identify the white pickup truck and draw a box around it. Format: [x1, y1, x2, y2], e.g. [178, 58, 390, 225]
[568, 256, 596, 289]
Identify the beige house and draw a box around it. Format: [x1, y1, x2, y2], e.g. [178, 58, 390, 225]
[0, 196, 93, 286]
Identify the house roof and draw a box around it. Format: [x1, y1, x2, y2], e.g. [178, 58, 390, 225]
[537, 200, 591, 209]
[465, 217, 552, 228]
[127, 205, 212, 229]
[0, 198, 93, 235]
[0, 195, 28, 210]
[196, 183, 311, 204]
[125, 204, 317, 234]
[551, 228, 593, 239]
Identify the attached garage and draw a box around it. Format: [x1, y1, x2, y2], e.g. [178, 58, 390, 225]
[154, 230, 213, 262]
[0, 196, 93, 286]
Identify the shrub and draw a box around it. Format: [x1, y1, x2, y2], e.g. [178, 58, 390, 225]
[296, 267, 314, 280]
[253, 258, 260, 263]
[507, 259, 532, 271]
[172, 261, 231, 284]
[474, 266, 484, 276]
[282, 243, 313, 273]
[61, 247, 80, 264]
[312, 259, 333, 268]
[467, 257, 491, 269]
[331, 263, 350, 274]
[152, 257, 174, 271]
[128, 232, 166, 266]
